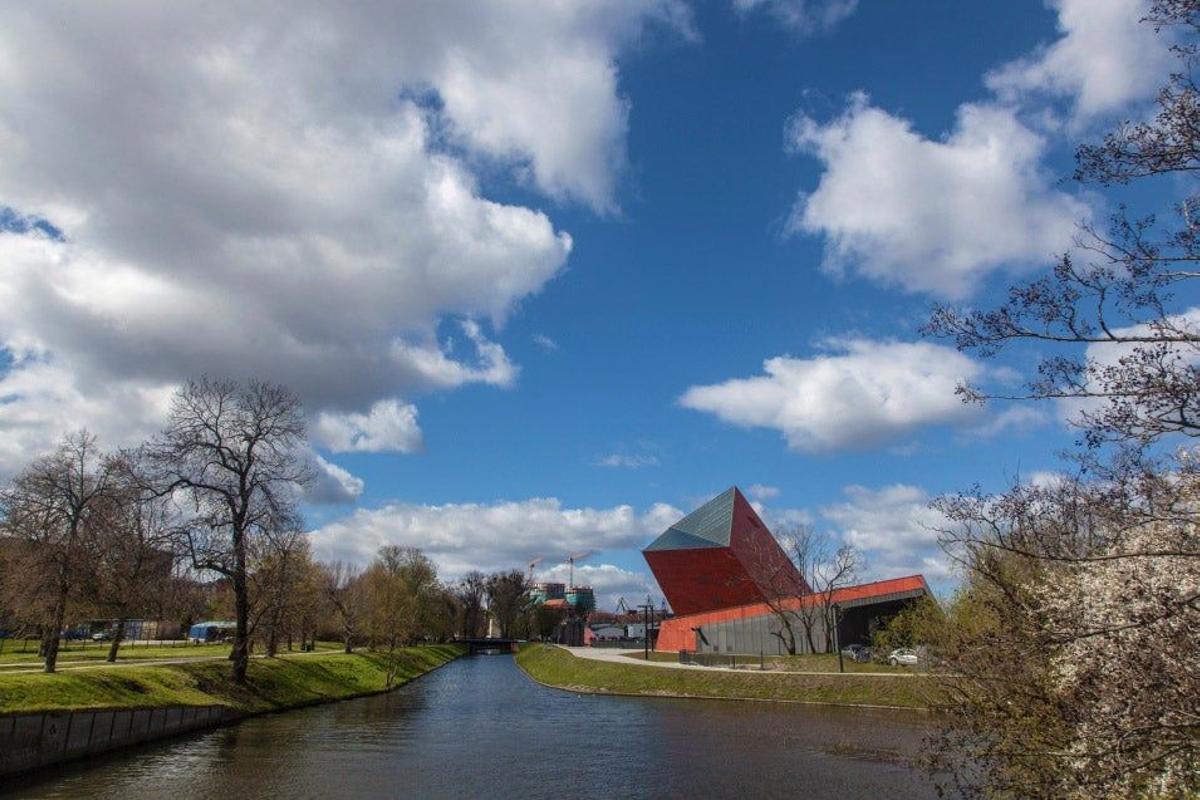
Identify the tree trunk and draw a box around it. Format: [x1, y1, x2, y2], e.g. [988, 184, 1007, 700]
[231, 533, 250, 684]
[107, 618, 127, 662]
[43, 584, 68, 674]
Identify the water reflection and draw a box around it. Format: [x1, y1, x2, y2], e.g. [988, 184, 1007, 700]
[7, 656, 939, 799]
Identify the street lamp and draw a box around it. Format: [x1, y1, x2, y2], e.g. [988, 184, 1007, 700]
[637, 597, 655, 661]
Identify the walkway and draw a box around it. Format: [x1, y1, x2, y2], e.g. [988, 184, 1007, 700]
[560, 647, 927, 678]
[0, 648, 333, 675]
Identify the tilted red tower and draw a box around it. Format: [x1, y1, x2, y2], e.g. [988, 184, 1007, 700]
[642, 486, 807, 615]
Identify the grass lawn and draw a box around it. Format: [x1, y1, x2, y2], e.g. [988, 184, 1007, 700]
[0, 639, 342, 667]
[518, 645, 939, 709]
[0, 645, 464, 715]
[621, 651, 913, 674]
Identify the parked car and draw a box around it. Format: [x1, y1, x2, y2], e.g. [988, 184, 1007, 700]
[840, 644, 871, 663]
[888, 647, 919, 667]
[91, 630, 112, 641]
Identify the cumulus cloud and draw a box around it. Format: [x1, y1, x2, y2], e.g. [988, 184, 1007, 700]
[306, 455, 366, 505]
[307, 497, 682, 582]
[820, 484, 955, 581]
[747, 483, 781, 501]
[314, 400, 424, 455]
[963, 405, 1049, 439]
[787, 96, 1087, 297]
[0, 1, 687, 470]
[596, 453, 660, 469]
[680, 338, 984, 453]
[732, 0, 858, 34]
[986, 0, 1173, 124]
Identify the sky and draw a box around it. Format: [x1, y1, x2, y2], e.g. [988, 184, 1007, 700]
[0, 0, 1190, 610]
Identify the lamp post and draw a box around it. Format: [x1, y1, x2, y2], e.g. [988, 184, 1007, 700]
[638, 597, 655, 661]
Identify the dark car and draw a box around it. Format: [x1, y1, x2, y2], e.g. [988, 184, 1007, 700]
[840, 644, 871, 663]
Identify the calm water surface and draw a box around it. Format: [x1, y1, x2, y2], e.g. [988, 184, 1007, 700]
[7, 656, 940, 799]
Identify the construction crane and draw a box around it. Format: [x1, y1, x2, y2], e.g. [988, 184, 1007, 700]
[526, 557, 543, 582]
[565, 551, 591, 589]
[615, 597, 631, 616]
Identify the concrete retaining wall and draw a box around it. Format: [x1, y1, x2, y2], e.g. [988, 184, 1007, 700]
[0, 705, 238, 777]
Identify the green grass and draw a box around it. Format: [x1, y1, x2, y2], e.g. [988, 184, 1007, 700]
[517, 645, 939, 709]
[621, 651, 909, 674]
[0, 645, 464, 715]
[0, 639, 342, 667]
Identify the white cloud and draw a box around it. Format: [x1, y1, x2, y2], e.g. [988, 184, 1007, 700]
[0, 2, 687, 467]
[747, 483, 781, 501]
[0, 357, 176, 476]
[680, 338, 984, 453]
[535, 563, 664, 610]
[306, 455, 366, 505]
[532, 334, 560, 352]
[313, 399, 424, 455]
[964, 405, 1049, 439]
[986, 0, 1173, 123]
[308, 497, 682, 582]
[732, 0, 858, 33]
[788, 96, 1088, 297]
[596, 453, 660, 469]
[820, 484, 955, 581]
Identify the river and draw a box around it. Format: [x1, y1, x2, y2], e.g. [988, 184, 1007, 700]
[6, 655, 940, 799]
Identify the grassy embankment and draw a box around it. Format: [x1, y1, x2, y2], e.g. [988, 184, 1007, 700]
[0, 645, 463, 715]
[517, 645, 938, 709]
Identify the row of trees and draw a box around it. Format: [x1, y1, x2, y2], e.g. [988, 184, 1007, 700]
[0, 378, 544, 684]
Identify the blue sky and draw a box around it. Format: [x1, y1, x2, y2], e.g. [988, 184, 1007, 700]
[0, 0, 1190, 608]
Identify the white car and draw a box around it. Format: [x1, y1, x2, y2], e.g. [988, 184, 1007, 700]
[888, 647, 919, 666]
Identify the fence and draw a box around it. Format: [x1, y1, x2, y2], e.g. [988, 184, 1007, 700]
[678, 650, 767, 669]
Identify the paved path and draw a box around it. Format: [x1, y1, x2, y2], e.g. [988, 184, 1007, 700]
[0, 649, 334, 675]
[560, 646, 926, 677]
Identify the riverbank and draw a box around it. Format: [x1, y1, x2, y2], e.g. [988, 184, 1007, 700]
[0, 645, 464, 715]
[0, 645, 464, 778]
[516, 645, 938, 709]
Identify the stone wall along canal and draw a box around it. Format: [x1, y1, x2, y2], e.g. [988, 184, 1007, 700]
[6, 655, 940, 800]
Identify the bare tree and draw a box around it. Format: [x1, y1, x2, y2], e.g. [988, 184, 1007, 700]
[87, 455, 178, 662]
[321, 560, 363, 653]
[456, 570, 487, 639]
[744, 524, 810, 655]
[0, 432, 118, 672]
[145, 378, 310, 684]
[484, 569, 530, 639]
[251, 525, 316, 657]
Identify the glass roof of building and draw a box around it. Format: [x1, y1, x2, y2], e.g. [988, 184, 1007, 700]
[643, 487, 737, 551]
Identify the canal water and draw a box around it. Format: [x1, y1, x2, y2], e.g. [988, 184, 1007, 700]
[7, 656, 940, 799]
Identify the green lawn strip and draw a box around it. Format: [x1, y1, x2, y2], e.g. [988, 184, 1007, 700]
[0, 645, 464, 715]
[518, 645, 938, 709]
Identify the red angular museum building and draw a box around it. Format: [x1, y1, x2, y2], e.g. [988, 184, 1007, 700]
[643, 487, 930, 654]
